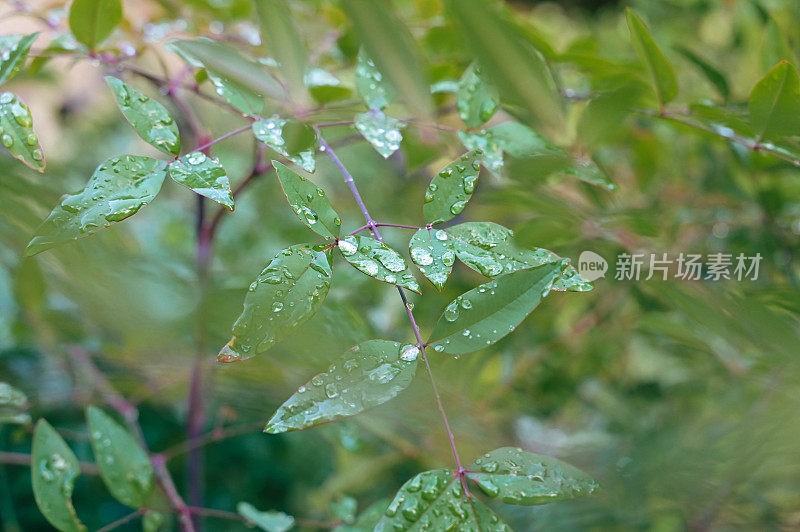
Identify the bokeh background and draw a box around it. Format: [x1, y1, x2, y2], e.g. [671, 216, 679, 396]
[2, 0, 800, 530]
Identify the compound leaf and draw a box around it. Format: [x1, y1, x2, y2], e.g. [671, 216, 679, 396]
[338, 235, 420, 293]
[355, 48, 397, 110]
[68, 0, 122, 50]
[0, 33, 39, 85]
[265, 340, 419, 433]
[105, 77, 180, 156]
[626, 8, 678, 105]
[219, 245, 333, 362]
[26, 155, 167, 256]
[253, 117, 317, 172]
[0, 91, 45, 171]
[748, 60, 800, 141]
[169, 152, 234, 210]
[32, 420, 87, 532]
[237, 502, 294, 532]
[408, 228, 455, 291]
[86, 407, 153, 508]
[466, 447, 600, 505]
[354, 110, 405, 158]
[274, 161, 340, 239]
[423, 150, 481, 224]
[427, 261, 566, 355]
[457, 61, 499, 128]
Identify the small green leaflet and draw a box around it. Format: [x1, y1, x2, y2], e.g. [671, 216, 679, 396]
[219, 245, 333, 363]
[427, 261, 566, 355]
[748, 61, 800, 141]
[457, 61, 499, 128]
[423, 150, 481, 224]
[408, 228, 455, 291]
[105, 77, 180, 156]
[253, 118, 317, 173]
[26, 155, 166, 256]
[338, 235, 421, 293]
[237, 503, 295, 532]
[32, 420, 87, 532]
[626, 8, 678, 106]
[330, 496, 357, 523]
[0, 91, 45, 172]
[375, 470, 509, 531]
[265, 340, 418, 433]
[0, 381, 30, 425]
[142, 511, 165, 532]
[274, 161, 340, 239]
[355, 48, 396, 110]
[466, 447, 600, 505]
[68, 0, 122, 50]
[169, 152, 234, 210]
[333, 499, 390, 532]
[448, 222, 592, 292]
[675, 47, 729, 101]
[354, 110, 405, 158]
[86, 407, 154, 508]
[0, 33, 39, 85]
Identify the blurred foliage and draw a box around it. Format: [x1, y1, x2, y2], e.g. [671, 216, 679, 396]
[1, 0, 800, 530]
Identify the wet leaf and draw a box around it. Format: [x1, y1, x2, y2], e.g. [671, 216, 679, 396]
[86, 407, 153, 508]
[0, 91, 45, 172]
[68, 0, 122, 50]
[219, 245, 333, 362]
[748, 61, 800, 141]
[337, 235, 420, 293]
[237, 502, 294, 532]
[458, 121, 563, 176]
[169, 152, 234, 210]
[626, 8, 678, 105]
[562, 158, 616, 191]
[0, 381, 30, 425]
[457, 130, 503, 173]
[457, 61, 499, 128]
[445, 0, 563, 130]
[355, 48, 396, 110]
[354, 110, 405, 158]
[333, 499, 390, 532]
[32, 420, 87, 532]
[466, 447, 600, 505]
[253, 117, 317, 173]
[408, 228, 455, 291]
[265, 340, 418, 433]
[254, 0, 309, 105]
[375, 470, 510, 532]
[427, 261, 566, 355]
[0, 33, 38, 85]
[423, 150, 481, 224]
[105, 77, 180, 156]
[342, 0, 431, 116]
[273, 161, 340, 239]
[26, 155, 167, 256]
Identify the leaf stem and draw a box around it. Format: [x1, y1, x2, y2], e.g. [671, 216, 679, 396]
[193, 125, 252, 154]
[96, 509, 144, 532]
[349, 222, 420, 235]
[316, 130, 468, 493]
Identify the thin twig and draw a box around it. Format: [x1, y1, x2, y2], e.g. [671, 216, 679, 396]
[152, 455, 196, 532]
[96, 509, 144, 532]
[159, 422, 264, 461]
[0, 451, 100, 475]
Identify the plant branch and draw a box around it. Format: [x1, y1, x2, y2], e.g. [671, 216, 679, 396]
[96, 509, 144, 532]
[0, 451, 99, 475]
[159, 421, 264, 461]
[152, 455, 196, 532]
[349, 223, 420, 235]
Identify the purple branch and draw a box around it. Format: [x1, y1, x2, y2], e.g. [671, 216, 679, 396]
[193, 125, 252, 155]
[349, 223, 420, 235]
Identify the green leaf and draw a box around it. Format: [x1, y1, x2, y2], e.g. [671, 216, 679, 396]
[273, 161, 340, 239]
[254, 0, 309, 106]
[237, 502, 294, 532]
[0, 91, 45, 172]
[68, 0, 122, 50]
[577, 82, 646, 147]
[748, 61, 800, 141]
[354, 110, 405, 158]
[265, 340, 418, 433]
[457, 61, 499, 128]
[408, 228, 455, 291]
[626, 8, 678, 105]
[218, 244, 333, 362]
[337, 235, 420, 293]
[105, 77, 180, 156]
[333, 499, 390, 532]
[31, 420, 87, 532]
[427, 261, 566, 355]
[0, 381, 31, 425]
[562, 157, 617, 191]
[423, 150, 481, 224]
[86, 407, 154, 508]
[466, 447, 600, 505]
[375, 470, 510, 531]
[0, 33, 38, 85]
[169, 152, 234, 210]
[142, 511, 165, 532]
[169, 39, 284, 103]
[342, 0, 431, 116]
[445, 0, 563, 130]
[762, 18, 796, 72]
[457, 130, 504, 174]
[675, 47, 729, 101]
[355, 48, 397, 110]
[253, 118, 317, 172]
[458, 121, 564, 176]
[330, 496, 358, 522]
[26, 155, 166, 256]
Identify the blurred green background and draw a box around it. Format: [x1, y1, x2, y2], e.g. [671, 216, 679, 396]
[2, 0, 800, 530]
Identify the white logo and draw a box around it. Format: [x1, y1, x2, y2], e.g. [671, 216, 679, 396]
[578, 251, 608, 281]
